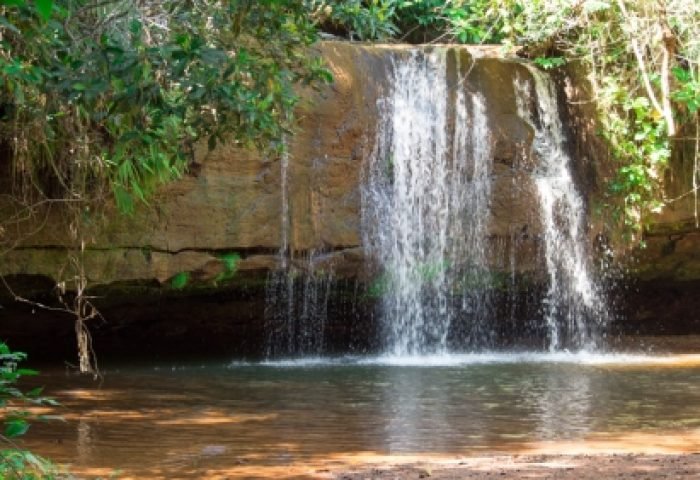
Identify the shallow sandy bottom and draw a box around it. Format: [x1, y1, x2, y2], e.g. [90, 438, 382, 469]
[65, 452, 700, 479]
[334, 453, 700, 479]
[329, 431, 700, 480]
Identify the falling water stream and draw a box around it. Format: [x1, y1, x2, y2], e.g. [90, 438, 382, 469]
[264, 145, 332, 357]
[362, 50, 494, 355]
[362, 49, 608, 355]
[515, 67, 608, 350]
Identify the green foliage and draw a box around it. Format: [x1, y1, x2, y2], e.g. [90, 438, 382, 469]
[434, 0, 504, 43]
[215, 251, 241, 283]
[672, 67, 700, 115]
[219, 252, 241, 274]
[494, 0, 700, 240]
[1, 0, 331, 214]
[309, 0, 400, 40]
[309, 0, 503, 43]
[0, 342, 62, 479]
[170, 271, 190, 290]
[605, 94, 670, 233]
[533, 56, 566, 70]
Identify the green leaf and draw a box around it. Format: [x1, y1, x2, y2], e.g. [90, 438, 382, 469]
[170, 271, 189, 289]
[5, 419, 29, 438]
[34, 0, 53, 20]
[533, 56, 566, 70]
[672, 67, 691, 83]
[26, 387, 44, 397]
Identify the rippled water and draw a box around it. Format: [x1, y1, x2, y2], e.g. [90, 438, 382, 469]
[22, 351, 700, 479]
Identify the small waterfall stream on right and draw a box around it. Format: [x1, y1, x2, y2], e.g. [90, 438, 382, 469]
[362, 50, 609, 355]
[515, 66, 608, 351]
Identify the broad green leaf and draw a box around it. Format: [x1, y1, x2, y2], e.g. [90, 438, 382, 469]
[26, 386, 44, 397]
[34, 0, 53, 20]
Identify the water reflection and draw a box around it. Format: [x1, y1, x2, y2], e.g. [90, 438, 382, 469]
[381, 369, 453, 453]
[76, 419, 95, 465]
[531, 366, 593, 440]
[20, 356, 700, 478]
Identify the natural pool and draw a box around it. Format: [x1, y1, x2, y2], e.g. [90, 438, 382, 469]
[22, 350, 700, 479]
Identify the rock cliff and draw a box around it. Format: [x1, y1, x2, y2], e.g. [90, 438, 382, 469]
[1, 42, 697, 358]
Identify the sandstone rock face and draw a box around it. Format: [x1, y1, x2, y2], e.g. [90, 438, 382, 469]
[0, 42, 553, 288]
[633, 135, 700, 281]
[2, 41, 696, 357]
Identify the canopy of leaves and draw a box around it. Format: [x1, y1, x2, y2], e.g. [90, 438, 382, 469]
[0, 0, 330, 213]
[308, 0, 504, 43]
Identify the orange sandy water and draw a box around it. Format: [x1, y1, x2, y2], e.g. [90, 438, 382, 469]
[19, 349, 700, 479]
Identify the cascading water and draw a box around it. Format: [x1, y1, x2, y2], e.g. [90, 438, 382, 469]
[362, 48, 608, 356]
[362, 49, 493, 356]
[515, 67, 608, 350]
[264, 146, 331, 357]
[264, 145, 294, 356]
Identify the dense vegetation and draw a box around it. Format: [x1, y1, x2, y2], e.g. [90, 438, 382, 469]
[1, 0, 329, 215]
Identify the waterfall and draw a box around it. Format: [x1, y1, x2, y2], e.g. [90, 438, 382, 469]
[362, 49, 493, 356]
[515, 67, 608, 350]
[362, 48, 608, 356]
[264, 145, 331, 357]
[261, 48, 608, 357]
[264, 145, 294, 357]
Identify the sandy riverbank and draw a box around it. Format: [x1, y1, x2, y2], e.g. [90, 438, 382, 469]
[333, 453, 700, 479]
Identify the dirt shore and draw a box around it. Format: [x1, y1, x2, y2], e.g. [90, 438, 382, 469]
[333, 453, 700, 479]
